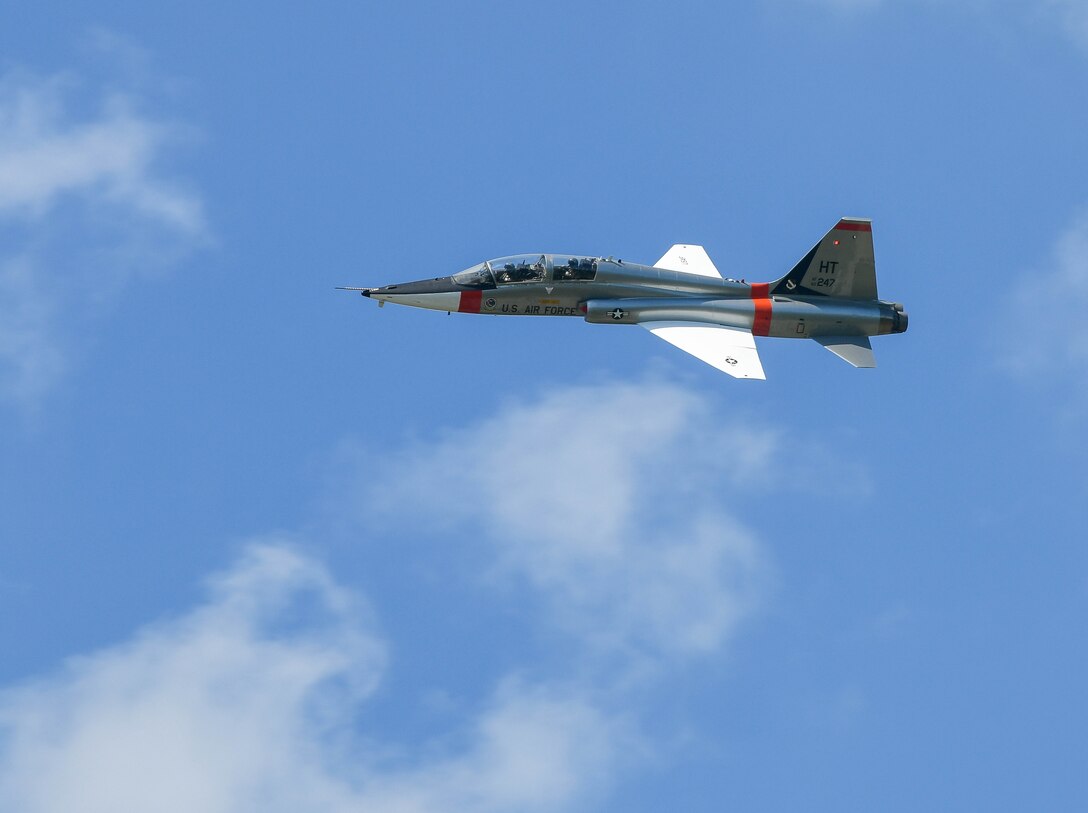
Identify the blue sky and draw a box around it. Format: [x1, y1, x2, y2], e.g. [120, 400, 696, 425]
[1, 2, 1087, 810]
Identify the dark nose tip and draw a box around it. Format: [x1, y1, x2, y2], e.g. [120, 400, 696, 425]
[361, 289, 371, 297]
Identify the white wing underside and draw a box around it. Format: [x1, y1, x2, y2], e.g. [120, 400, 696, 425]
[653, 244, 722, 279]
[641, 321, 766, 379]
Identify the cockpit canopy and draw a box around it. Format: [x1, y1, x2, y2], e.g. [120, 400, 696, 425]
[450, 262, 494, 288]
[490, 254, 547, 284]
[451, 254, 599, 288]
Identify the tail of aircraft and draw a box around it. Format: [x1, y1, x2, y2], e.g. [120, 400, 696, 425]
[770, 217, 892, 369]
[771, 217, 877, 300]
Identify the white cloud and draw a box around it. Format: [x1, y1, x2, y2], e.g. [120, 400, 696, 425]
[1003, 210, 1088, 379]
[0, 73, 202, 231]
[367, 380, 773, 661]
[360, 681, 628, 813]
[0, 66, 205, 409]
[0, 382, 777, 810]
[0, 543, 629, 813]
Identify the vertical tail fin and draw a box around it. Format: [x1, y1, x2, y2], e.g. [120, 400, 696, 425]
[772, 218, 877, 300]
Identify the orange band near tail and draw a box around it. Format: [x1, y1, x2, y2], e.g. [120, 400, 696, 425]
[750, 283, 772, 336]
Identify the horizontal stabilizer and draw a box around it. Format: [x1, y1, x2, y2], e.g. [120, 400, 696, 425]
[654, 245, 722, 279]
[642, 321, 765, 379]
[815, 335, 876, 368]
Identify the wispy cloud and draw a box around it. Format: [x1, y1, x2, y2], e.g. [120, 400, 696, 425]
[1002, 210, 1088, 381]
[0, 63, 204, 409]
[0, 255, 65, 406]
[780, 0, 1088, 52]
[0, 543, 630, 813]
[361, 680, 630, 813]
[367, 379, 774, 663]
[1044, 0, 1088, 50]
[0, 381, 778, 809]
[790, 0, 882, 9]
[0, 75, 202, 231]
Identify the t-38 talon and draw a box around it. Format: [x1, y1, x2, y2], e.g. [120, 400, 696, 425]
[340, 217, 907, 380]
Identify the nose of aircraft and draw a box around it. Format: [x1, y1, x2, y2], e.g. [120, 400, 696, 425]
[370, 277, 459, 296]
[364, 276, 465, 312]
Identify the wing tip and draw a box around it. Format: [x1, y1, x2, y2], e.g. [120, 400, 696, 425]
[653, 244, 722, 279]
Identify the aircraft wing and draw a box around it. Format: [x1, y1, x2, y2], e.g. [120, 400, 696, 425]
[641, 321, 766, 379]
[654, 245, 722, 279]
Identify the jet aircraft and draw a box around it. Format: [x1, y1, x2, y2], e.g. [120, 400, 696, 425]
[341, 218, 907, 379]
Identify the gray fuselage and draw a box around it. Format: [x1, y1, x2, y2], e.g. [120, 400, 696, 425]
[363, 254, 907, 339]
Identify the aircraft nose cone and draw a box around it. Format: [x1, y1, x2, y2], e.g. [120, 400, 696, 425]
[361, 288, 371, 297]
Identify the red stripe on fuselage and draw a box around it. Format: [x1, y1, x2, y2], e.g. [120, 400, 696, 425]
[751, 283, 772, 336]
[835, 220, 872, 232]
[458, 290, 482, 313]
